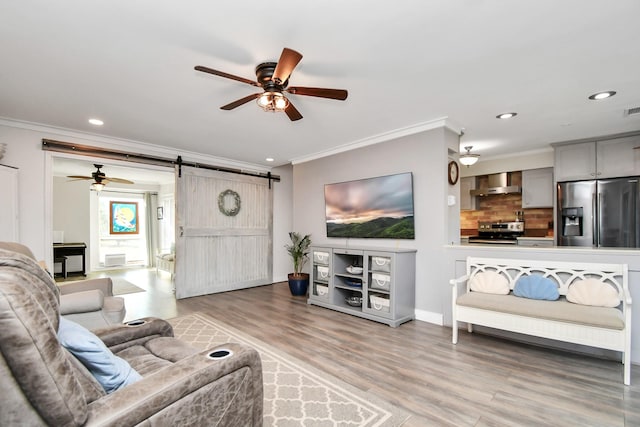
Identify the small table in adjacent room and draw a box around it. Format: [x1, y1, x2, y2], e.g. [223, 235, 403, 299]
[53, 242, 87, 277]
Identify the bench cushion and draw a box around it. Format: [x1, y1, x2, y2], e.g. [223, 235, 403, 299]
[456, 292, 624, 330]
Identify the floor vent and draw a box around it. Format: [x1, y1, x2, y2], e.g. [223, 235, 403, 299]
[104, 253, 126, 267]
[625, 106, 640, 116]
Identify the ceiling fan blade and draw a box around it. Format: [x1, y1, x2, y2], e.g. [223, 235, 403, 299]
[66, 175, 93, 180]
[287, 86, 348, 100]
[195, 65, 259, 87]
[284, 101, 303, 121]
[272, 48, 303, 84]
[103, 177, 134, 184]
[221, 93, 261, 110]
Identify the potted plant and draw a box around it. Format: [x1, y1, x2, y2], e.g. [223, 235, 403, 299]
[285, 232, 311, 296]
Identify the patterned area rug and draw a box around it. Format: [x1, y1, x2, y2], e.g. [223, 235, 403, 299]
[168, 313, 412, 426]
[110, 278, 145, 295]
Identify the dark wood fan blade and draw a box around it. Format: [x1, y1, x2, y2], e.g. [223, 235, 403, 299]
[103, 177, 134, 184]
[273, 48, 303, 84]
[221, 93, 261, 110]
[66, 175, 93, 180]
[287, 86, 348, 100]
[284, 101, 303, 121]
[195, 66, 259, 87]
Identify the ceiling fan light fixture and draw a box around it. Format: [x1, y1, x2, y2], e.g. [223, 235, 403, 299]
[460, 146, 480, 166]
[257, 93, 271, 107]
[256, 91, 289, 112]
[90, 182, 105, 192]
[274, 94, 288, 110]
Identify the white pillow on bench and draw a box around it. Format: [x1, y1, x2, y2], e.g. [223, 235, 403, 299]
[470, 271, 509, 295]
[566, 278, 620, 307]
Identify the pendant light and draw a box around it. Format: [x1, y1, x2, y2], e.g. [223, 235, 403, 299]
[460, 146, 480, 166]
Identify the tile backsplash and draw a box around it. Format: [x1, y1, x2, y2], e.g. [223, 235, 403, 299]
[460, 172, 554, 236]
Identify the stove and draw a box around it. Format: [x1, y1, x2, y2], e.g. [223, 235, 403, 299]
[468, 221, 524, 245]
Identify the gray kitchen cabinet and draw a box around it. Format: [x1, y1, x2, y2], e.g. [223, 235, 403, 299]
[554, 134, 640, 181]
[308, 245, 416, 327]
[460, 177, 476, 211]
[522, 167, 553, 208]
[554, 142, 596, 181]
[596, 135, 640, 178]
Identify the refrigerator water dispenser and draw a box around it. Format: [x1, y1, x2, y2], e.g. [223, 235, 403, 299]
[561, 207, 583, 236]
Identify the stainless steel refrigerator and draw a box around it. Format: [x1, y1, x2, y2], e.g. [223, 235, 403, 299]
[557, 177, 640, 247]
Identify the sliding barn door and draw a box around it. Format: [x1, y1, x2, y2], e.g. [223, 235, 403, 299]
[175, 166, 273, 299]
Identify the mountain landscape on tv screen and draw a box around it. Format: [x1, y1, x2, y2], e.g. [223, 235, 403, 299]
[326, 216, 414, 239]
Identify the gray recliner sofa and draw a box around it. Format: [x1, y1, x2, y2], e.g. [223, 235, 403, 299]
[0, 247, 263, 426]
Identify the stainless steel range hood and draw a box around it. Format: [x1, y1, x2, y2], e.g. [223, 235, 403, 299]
[470, 172, 521, 196]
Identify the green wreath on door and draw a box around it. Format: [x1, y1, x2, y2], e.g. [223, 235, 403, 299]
[218, 189, 241, 216]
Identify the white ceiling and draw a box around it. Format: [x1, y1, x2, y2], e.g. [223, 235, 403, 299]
[52, 157, 175, 186]
[1, 1, 640, 170]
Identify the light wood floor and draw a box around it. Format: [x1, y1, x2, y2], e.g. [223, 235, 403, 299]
[96, 268, 640, 426]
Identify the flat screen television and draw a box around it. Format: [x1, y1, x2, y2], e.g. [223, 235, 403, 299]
[324, 172, 415, 239]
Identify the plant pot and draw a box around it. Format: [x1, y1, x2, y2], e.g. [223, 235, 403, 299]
[288, 273, 309, 296]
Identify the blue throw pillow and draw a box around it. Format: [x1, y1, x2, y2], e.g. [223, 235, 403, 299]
[58, 317, 142, 393]
[513, 275, 559, 301]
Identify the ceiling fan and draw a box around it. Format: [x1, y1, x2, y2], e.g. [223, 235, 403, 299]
[195, 47, 348, 121]
[67, 164, 134, 191]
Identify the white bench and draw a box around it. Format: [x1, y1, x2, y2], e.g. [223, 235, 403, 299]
[156, 252, 175, 279]
[450, 256, 632, 385]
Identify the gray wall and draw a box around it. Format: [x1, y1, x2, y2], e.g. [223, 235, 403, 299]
[292, 126, 459, 322]
[272, 163, 293, 282]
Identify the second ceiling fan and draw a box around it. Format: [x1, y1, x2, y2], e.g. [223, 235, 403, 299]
[195, 47, 348, 121]
[67, 164, 134, 192]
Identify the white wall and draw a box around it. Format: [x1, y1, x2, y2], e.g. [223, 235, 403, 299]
[292, 126, 458, 323]
[0, 125, 49, 259]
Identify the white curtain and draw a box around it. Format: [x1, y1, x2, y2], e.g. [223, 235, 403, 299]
[144, 192, 159, 267]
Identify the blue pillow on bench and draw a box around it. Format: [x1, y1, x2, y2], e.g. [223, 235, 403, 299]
[513, 275, 559, 301]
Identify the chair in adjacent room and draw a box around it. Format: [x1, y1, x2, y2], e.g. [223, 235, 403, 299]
[0, 241, 125, 330]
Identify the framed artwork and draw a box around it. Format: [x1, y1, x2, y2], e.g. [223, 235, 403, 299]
[157, 206, 164, 220]
[110, 201, 139, 234]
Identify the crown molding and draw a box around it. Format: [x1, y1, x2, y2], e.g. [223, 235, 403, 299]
[290, 117, 463, 165]
[0, 116, 271, 173]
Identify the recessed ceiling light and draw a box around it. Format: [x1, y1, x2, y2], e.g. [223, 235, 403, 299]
[588, 91, 616, 100]
[496, 112, 517, 119]
[88, 118, 104, 126]
[265, 157, 274, 162]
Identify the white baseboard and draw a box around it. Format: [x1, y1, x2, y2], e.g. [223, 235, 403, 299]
[414, 309, 443, 325]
